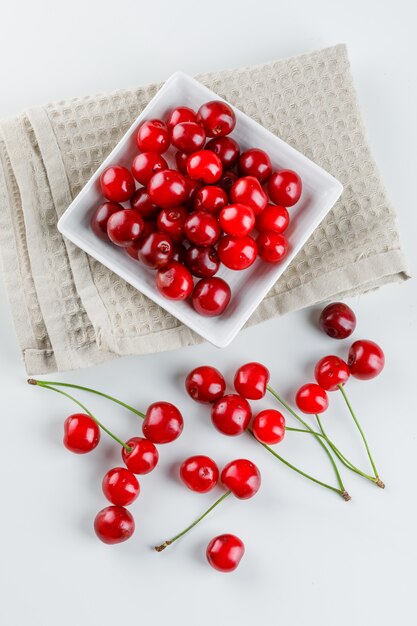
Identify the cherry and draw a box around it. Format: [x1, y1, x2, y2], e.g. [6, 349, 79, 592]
[194, 186, 228, 213]
[252, 409, 286, 445]
[217, 235, 257, 270]
[94, 505, 135, 544]
[211, 394, 252, 436]
[256, 204, 289, 234]
[91, 202, 123, 240]
[183, 177, 203, 208]
[63, 413, 100, 453]
[171, 121, 206, 152]
[148, 169, 187, 208]
[238, 148, 272, 183]
[185, 245, 220, 278]
[206, 534, 245, 572]
[136, 119, 169, 153]
[219, 204, 255, 237]
[319, 302, 357, 340]
[230, 176, 268, 215]
[180, 455, 219, 493]
[122, 436, 159, 474]
[130, 188, 160, 219]
[234, 362, 270, 400]
[184, 211, 221, 246]
[218, 170, 238, 193]
[296, 383, 329, 414]
[106, 209, 144, 247]
[197, 100, 236, 137]
[102, 467, 140, 507]
[348, 340, 385, 380]
[142, 401, 184, 444]
[187, 150, 223, 184]
[100, 166, 135, 203]
[220, 459, 261, 499]
[157, 206, 188, 242]
[185, 366, 226, 403]
[131, 152, 168, 186]
[175, 150, 189, 175]
[171, 241, 186, 263]
[206, 137, 240, 168]
[138, 231, 174, 268]
[268, 169, 302, 207]
[125, 220, 157, 258]
[166, 106, 197, 129]
[256, 232, 288, 263]
[156, 261, 193, 300]
[315, 355, 350, 391]
[192, 277, 231, 316]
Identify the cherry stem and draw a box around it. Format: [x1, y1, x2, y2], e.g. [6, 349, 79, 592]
[28, 380, 132, 452]
[154, 490, 232, 552]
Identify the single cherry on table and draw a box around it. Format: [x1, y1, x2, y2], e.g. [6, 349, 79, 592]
[315, 355, 350, 391]
[63, 413, 100, 454]
[319, 302, 357, 339]
[252, 409, 286, 445]
[211, 394, 252, 436]
[180, 455, 219, 493]
[185, 365, 226, 403]
[234, 362, 270, 400]
[206, 534, 245, 572]
[94, 505, 135, 544]
[348, 340, 385, 380]
[295, 383, 329, 414]
[142, 401, 184, 444]
[122, 437, 159, 474]
[102, 467, 140, 507]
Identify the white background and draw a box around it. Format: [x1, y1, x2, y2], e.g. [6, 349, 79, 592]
[1, 1, 416, 625]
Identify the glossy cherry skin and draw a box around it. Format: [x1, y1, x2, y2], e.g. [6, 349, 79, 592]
[187, 150, 223, 184]
[175, 150, 189, 175]
[218, 170, 238, 193]
[131, 152, 168, 186]
[268, 169, 302, 207]
[171, 241, 186, 263]
[94, 506, 135, 544]
[130, 188, 160, 220]
[217, 235, 257, 270]
[63, 413, 100, 453]
[211, 394, 252, 436]
[219, 204, 255, 237]
[138, 231, 174, 268]
[206, 534, 245, 572]
[122, 437, 159, 474]
[136, 119, 170, 153]
[142, 401, 184, 444]
[180, 455, 219, 493]
[221, 459, 261, 499]
[319, 302, 357, 339]
[194, 186, 228, 213]
[296, 383, 329, 414]
[230, 176, 268, 215]
[184, 211, 221, 246]
[102, 467, 140, 507]
[234, 362, 270, 400]
[107, 209, 144, 247]
[197, 100, 236, 137]
[238, 148, 272, 183]
[256, 232, 288, 263]
[148, 169, 187, 209]
[91, 202, 123, 240]
[315, 355, 350, 391]
[185, 366, 226, 403]
[183, 177, 203, 208]
[206, 137, 240, 168]
[185, 245, 220, 278]
[171, 121, 206, 153]
[157, 206, 188, 242]
[256, 204, 289, 234]
[348, 340, 385, 380]
[166, 106, 197, 129]
[100, 166, 135, 203]
[192, 277, 231, 316]
[252, 409, 286, 445]
[156, 261, 193, 300]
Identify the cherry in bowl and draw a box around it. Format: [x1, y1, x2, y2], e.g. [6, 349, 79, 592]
[192, 277, 231, 316]
[156, 262, 194, 301]
[100, 166, 135, 203]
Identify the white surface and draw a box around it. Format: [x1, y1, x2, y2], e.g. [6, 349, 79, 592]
[59, 70, 342, 348]
[0, 2, 416, 625]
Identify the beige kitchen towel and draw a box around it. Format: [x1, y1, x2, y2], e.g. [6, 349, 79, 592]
[0, 44, 410, 374]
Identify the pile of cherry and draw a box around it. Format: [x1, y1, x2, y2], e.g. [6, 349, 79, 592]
[91, 100, 302, 316]
[29, 301, 385, 573]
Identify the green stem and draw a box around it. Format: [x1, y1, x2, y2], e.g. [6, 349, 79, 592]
[154, 491, 232, 551]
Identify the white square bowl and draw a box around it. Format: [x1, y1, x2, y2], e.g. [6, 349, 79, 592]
[58, 71, 343, 348]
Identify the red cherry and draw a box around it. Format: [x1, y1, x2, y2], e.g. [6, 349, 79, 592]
[192, 277, 231, 316]
[194, 186, 228, 213]
[130, 188, 160, 219]
[217, 235, 257, 270]
[131, 152, 168, 186]
[180, 455, 219, 493]
[171, 121, 206, 153]
[238, 148, 272, 183]
[206, 137, 240, 168]
[94, 506, 135, 544]
[142, 401, 184, 444]
[296, 383, 329, 414]
[166, 106, 197, 129]
[156, 261, 193, 300]
[315, 356, 350, 391]
[230, 176, 268, 215]
[185, 366, 226, 403]
[157, 206, 188, 242]
[184, 211, 221, 246]
[148, 169, 187, 209]
[211, 394, 252, 436]
[185, 245, 220, 278]
[252, 409, 285, 445]
[218, 170, 238, 193]
[171, 241, 186, 263]
[256, 204, 289, 234]
[234, 362, 270, 400]
[138, 231, 174, 268]
[91, 202, 123, 240]
[206, 534, 245, 572]
[197, 100, 236, 137]
[319, 302, 357, 340]
[183, 177, 203, 208]
[219, 204, 255, 237]
[124, 220, 157, 261]
[221, 459, 261, 499]
[122, 437, 159, 474]
[187, 150, 223, 184]
[102, 467, 140, 507]
[348, 340, 385, 380]
[268, 169, 302, 207]
[63, 413, 100, 454]
[175, 150, 189, 175]
[106, 209, 144, 247]
[100, 166, 135, 203]
[256, 232, 288, 263]
[137, 119, 169, 153]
